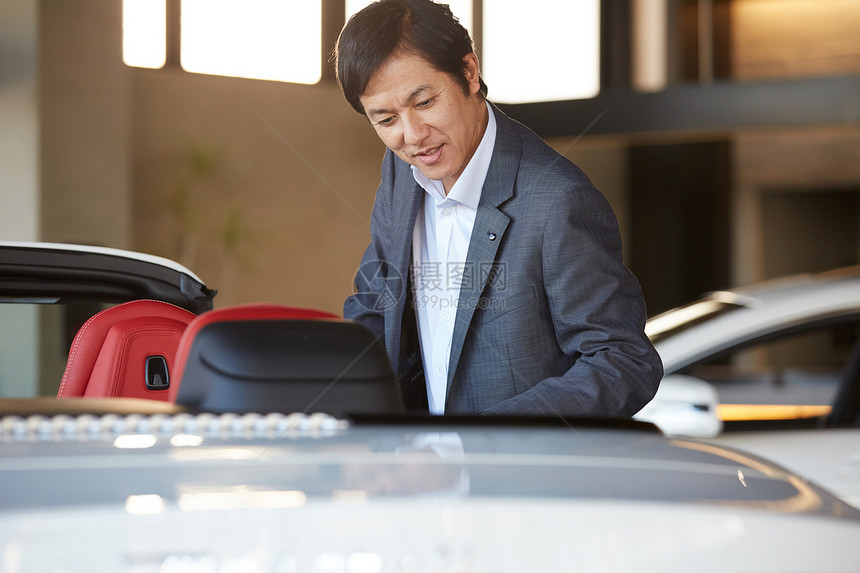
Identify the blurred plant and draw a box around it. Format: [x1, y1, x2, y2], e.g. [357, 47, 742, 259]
[222, 204, 244, 253]
[168, 139, 249, 303]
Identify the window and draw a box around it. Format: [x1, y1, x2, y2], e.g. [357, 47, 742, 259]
[684, 321, 860, 422]
[122, 0, 322, 84]
[123, 1, 602, 102]
[181, 0, 322, 84]
[483, 0, 600, 103]
[122, 0, 166, 69]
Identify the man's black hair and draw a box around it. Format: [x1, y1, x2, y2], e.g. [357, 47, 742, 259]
[335, 0, 488, 115]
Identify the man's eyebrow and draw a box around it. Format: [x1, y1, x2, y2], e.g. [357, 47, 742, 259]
[366, 84, 433, 119]
[406, 84, 433, 103]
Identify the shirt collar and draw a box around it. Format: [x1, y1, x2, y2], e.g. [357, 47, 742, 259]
[412, 101, 497, 210]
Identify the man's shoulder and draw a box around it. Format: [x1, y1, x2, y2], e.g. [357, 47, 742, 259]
[493, 109, 591, 188]
[494, 107, 582, 171]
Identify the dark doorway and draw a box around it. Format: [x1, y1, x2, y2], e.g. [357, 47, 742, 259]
[761, 188, 860, 279]
[629, 141, 732, 315]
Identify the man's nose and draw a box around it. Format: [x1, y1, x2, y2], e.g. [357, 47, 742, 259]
[401, 114, 429, 146]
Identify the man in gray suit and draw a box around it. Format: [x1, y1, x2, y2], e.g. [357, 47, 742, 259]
[336, 0, 662, 416]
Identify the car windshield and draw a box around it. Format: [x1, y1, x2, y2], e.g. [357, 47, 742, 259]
[645, 291, 749, 343]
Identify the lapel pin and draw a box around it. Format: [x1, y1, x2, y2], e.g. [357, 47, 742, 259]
[487, 232, 497, 241]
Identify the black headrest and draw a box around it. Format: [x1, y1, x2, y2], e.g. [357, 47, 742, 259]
[175, 318, 403, 415]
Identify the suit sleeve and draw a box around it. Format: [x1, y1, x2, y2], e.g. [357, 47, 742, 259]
[481, 185, 663, 417]
[343, 150, 398, 342]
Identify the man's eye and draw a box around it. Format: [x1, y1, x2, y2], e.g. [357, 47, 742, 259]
[376, 117, 395, 127]
[417, 98, 433, 108]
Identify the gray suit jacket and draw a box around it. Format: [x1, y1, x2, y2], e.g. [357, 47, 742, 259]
[344, 105, 662, 416]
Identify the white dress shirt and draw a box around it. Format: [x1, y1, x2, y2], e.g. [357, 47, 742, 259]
[411, 102, 497, 414]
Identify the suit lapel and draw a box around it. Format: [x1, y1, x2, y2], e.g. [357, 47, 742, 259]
[447, 108, 522, 393]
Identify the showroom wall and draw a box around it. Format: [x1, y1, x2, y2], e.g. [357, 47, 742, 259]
[0, 0, 38, 241]
[730, 0, 860, 285]
[734, 128, 860, 285]
[39, 0, 132, 249]
[129, 69, 386, 311]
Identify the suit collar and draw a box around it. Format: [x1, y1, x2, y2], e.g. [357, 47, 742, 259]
[480, 103, 522, 208]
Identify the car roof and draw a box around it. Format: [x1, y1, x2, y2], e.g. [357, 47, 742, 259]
[0, 241, 215, 313]
[650, 266, 860, 373]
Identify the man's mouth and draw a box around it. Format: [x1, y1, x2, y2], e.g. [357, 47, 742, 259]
[414, 145, 443, 166]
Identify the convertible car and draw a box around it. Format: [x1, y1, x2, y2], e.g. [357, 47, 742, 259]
[3, 406, 859, 572]
[0, 241, 215, 400]
[1, 242, 859, 571]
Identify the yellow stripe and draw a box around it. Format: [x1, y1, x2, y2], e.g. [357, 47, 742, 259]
[716, 404, 832, 421]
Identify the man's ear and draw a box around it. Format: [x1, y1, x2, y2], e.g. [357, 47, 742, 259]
[462, 53, 482, 96]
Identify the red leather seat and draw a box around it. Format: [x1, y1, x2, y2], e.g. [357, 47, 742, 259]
[58, 299, 196, 400]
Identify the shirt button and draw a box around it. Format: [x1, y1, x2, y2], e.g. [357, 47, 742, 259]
[443, 313, 451, 321]
[442, 208, 451, 217]
[435, 364, 443, 373]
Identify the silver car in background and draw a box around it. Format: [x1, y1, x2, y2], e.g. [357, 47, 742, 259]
[637, 267, 860, 507]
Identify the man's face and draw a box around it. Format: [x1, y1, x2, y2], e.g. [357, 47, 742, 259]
[360, 51, 488, 194]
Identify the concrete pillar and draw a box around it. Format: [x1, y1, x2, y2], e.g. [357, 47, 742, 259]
[39, 0, 131, 248]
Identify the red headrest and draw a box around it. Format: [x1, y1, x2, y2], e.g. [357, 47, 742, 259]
[58, 300, 196, 400]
